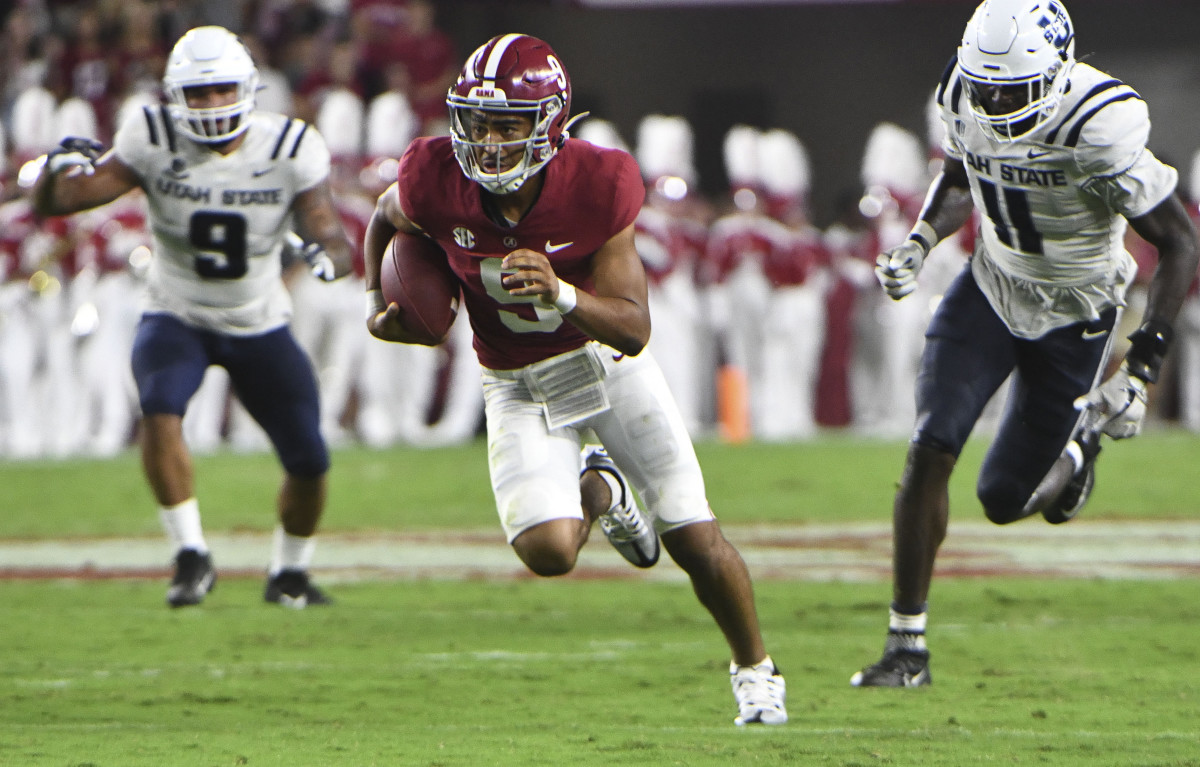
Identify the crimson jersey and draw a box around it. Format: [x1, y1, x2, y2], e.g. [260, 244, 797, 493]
[398, 136, 645, 369]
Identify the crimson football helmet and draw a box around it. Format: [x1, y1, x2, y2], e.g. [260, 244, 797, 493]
[162, 26, 259, 144]
[958, 0, 1075, 142]
[447, 34, 577, 194]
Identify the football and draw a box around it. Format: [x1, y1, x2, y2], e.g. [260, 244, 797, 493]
[380, 233, 460, 346]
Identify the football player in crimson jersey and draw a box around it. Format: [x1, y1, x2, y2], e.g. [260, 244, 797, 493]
[856, 0, 1199, 687]
[30, 26, 354, 609]
[364, 33, 786, 726]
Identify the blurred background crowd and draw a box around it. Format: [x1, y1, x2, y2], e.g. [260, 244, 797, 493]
[1, 0, 1199, 461]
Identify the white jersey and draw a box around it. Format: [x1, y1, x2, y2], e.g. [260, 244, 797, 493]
[114, 105, 330, 335]
[936, 61, 1178, 338]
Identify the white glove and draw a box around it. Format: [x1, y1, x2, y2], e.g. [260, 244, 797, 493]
[1074, 363, 1148, 440]
[287, 231, 336, 282]
[874, 238, 927, 300]
[47, 137, 104, 176]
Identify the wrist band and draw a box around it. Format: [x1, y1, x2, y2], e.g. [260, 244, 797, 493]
[907, 220, 938, 254]
[1125, 319, 1173, 384]
[553, 280, 578, 314]
[365, 289, 386, 320]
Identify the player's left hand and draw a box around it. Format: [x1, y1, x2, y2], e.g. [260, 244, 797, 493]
[1074, 363, 1148, 440]
[46, 137, 105, 176]
[287, 232, 336, 282]
[501, 249, 558, 304]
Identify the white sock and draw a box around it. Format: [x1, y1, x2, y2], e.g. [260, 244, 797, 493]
[270, 526, 316, 576]
[889, 607, 927, 634]
[1065, 440, 1085, 475]
[159, 498, 207, 554]
[593, 469, 625, 513]
[731, 654, 776, 672]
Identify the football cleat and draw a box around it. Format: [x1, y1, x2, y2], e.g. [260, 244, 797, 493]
[1043, 427, 1102, 525]
[167, 548, 216, 608]
[264, 569, 332, 609]
[581, 445, 660, 568]
[730, 657, 788, 726]
[851, 632, 931, 687]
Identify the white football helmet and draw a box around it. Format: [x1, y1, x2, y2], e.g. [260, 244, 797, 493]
[958, 0, 1075, 142]
[162, 26, 259, 144]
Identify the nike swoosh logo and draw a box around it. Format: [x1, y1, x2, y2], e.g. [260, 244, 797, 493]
[1027, 149, 1051, 159]
[545, 240, 574, 253]
[1082, 329, 1109, 340]
[252, 167, 275, 177]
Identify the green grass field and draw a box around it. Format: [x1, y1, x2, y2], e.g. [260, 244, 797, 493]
[2, 432, 1199, 766]
[4, 430, 1200, 538]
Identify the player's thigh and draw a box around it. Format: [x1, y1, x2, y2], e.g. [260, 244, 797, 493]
[130, 313, 211, 416]
[913, 269, 1017, 456]
[591, 352, 712, 532]
[222, 327, 328, 476]
[978, 311, 1116, 513]
[482, 372, 583, 543]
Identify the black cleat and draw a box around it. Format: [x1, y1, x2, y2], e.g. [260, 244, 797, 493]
[1043, 428, 1101, 525]
[851, 632, 931, 687]
[264, 569, 332, 609]
[167, 549, 216, 608]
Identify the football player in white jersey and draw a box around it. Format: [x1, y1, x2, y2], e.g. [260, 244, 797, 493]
[856, 0, 1199, 686]
[31, 26, 353, 609]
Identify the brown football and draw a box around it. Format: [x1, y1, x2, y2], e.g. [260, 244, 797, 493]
[380, 233, 460, 346]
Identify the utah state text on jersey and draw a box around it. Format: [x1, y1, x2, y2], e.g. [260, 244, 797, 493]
[964, 151, 1067, 187]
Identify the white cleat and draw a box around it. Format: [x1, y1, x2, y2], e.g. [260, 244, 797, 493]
[731, 656, 788, 726]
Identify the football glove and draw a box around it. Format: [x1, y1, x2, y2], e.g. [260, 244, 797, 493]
[1074, 363, 1148, 440]
[874, 238, 927, 301]
[286, 231, 336, 282]
[46, 137, 104, 176]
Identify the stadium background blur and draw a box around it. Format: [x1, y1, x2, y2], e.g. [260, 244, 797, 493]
[2, 0, 1199, 460]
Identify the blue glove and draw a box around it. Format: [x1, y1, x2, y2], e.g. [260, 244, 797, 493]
[47, 137, 104, 176]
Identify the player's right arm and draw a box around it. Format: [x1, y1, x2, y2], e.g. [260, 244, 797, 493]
[914, 158, 976, 241]
[31, 149, 141, 218]
[875, 158, 975, 300]
[363, 181, 431, 344]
